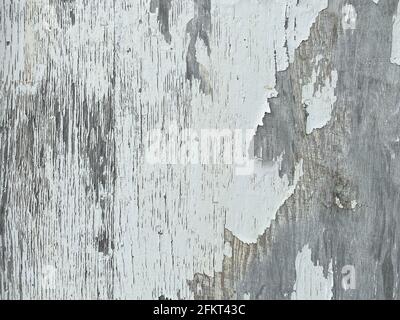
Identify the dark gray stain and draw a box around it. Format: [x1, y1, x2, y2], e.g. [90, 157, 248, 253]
[150, 0, 172, 44]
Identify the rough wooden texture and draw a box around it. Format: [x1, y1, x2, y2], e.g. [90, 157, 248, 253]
[1, 0, 400, 300]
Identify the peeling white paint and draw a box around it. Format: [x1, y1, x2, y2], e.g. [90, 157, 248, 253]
[302, 58, 338, 134]
[0, 0, 329, 299]
[284, 0, 328, 64]
[201, 0, 323, 246]
[335, 196, 345, 209]
[291, 245, 334, 300]
[1, 0, 398, 301]
[391, 3, 400, 65]
[16, 63, 45, 94]
[335, 198, 358, 210]
[225, 157, 303, 244]
[211, 0, 328, 130]
[342, 4, 358, 31]
[0, 0, 27, 89]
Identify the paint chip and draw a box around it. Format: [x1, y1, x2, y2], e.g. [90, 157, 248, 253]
[342, 4, 357, 30]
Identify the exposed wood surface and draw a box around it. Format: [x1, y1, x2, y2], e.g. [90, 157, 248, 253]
[1, 0, 400, 300]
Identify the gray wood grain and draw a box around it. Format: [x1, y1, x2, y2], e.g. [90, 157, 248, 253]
[1, 0, 400, 300]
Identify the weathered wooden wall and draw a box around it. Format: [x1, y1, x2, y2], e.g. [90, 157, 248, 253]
[1, 0, 400, 300]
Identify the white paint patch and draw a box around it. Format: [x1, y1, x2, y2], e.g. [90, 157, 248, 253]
[211, 0, 328, 130]
[302, 57, 338, 134]
[391, 3, 400, 65]
[63, 1, 115, 100]
[291, 245, 334, 300]
[5, 0, 327, 299]
[284, 0, 329, 64]
[342, 4, 358, 31]
[372, 0, 380, 4]
[224, 242, 233, 258]
[0, 0, 58, 98]
[335, 196, 345, 209]
[335, 197, 358, 210]
[218, 0, 242, 7]
[225, 157, 303, 244]
[0, 0, 27, 89]
[17, 64, 45, 94]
